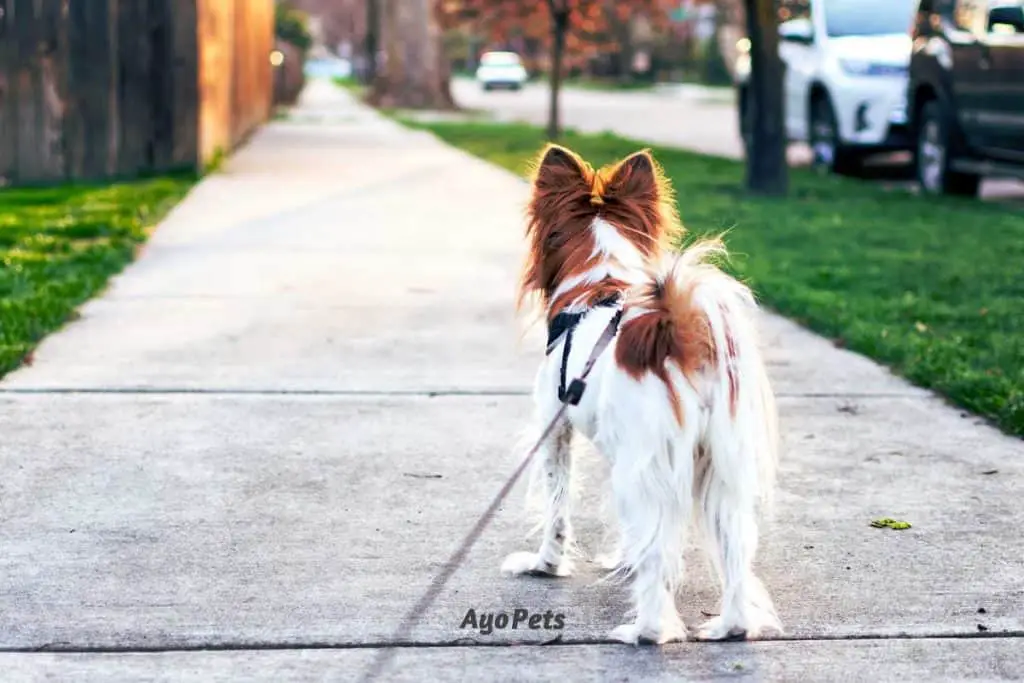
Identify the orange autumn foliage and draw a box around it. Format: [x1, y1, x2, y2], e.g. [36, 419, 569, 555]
[438, 0, 679, 71]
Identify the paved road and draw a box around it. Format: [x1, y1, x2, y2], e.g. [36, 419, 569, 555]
[1, 80, 1021, 680]
[452, 79, 1024, 202]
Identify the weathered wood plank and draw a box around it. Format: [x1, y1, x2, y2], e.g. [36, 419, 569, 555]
[0, 0, 16, 185]
[146, 0, 173, 171]
[37, 0, 68, 181]
[230, 0, 272, 148]
[106, 0, 121, 176]
[66, 0, 117, 180]
[169, 0, 199, 170]
[116, 0, 152, 176]
[13, 0, 45, 182]
[196, 0, 233, 166]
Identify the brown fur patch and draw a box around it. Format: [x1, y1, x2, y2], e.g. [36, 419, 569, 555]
[615, 277, 717, 424]
[548, 277, 630, 321]
[720, 305, 740, 418]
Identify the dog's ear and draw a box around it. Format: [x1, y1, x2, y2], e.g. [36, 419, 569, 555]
[599, 148, 680, 254]
[604, 149, 659, 202]
[530, 144, 592, 192]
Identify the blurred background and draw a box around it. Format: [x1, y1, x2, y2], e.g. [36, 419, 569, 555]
[3, 0, 1020, 200]
[274, 0, 1023, 201]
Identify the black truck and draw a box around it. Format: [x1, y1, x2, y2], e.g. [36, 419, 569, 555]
[907, 0, 1024, 196]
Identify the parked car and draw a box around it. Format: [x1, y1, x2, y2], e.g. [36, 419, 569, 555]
[736, 0, 919, 174]
[475, 51, 528, 91]
[303, 55, 353, 80]
[907, 0, 1024, 196]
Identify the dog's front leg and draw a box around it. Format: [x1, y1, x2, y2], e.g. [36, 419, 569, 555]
[501, 416, 574, 578]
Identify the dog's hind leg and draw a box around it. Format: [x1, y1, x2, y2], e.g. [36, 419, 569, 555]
[501, 415, 575, 578]
[606, 427, 693, 645]
[694, 457, 781, 641]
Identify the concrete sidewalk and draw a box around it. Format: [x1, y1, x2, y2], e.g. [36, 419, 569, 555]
[1, 80, 1021, 681]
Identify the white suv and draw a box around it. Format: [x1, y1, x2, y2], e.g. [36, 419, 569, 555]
[735, 0, 918, 173]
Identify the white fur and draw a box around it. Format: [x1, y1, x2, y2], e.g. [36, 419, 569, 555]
[502, 220, 782, 645]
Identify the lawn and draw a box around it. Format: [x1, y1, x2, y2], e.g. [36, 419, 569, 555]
[0, 177, 194, 377]
[332, 76, 367, 98]
[403, 119, 1024, 437]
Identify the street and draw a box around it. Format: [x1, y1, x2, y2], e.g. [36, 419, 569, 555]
[452, 78, 1024, 202]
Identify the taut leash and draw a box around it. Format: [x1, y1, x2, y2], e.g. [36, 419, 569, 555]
[358, 308, 623, 682]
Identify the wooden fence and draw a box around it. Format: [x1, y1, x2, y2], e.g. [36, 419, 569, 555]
[0, 0, 274, 187]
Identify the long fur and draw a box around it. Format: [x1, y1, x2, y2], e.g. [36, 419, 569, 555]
[501, 144, 782, 645]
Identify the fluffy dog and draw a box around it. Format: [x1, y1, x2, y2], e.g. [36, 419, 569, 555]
[501, 144, 782, 645]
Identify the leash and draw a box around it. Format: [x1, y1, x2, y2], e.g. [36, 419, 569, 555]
[358, 308, 623, 682]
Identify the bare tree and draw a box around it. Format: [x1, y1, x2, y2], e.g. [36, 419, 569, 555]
[546, 0, 571, 140]
[369, 0, 454, 109]
[742, 0, 787, 195]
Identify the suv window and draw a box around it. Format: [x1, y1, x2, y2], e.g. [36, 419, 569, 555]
[988, 2, 1024, 34]
[480, 52, 522, 67]
[953, 0, 989, 31]
[779, 0, 812, 23]
[824, 0, 919, 37]
[954, 0, 1024, 34]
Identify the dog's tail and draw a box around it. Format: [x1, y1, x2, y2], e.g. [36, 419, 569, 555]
[616, 236, 779, 509]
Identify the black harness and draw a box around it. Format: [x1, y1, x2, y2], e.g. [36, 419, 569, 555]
[545, 294, 623, 405]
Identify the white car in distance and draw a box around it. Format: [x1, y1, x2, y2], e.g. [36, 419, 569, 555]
[735, 0, 918, 174]
[475, 51, 528, 92]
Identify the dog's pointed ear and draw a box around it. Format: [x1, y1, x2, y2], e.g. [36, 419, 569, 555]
[605, 149, 660, 201]
[530, 144, 591, 191]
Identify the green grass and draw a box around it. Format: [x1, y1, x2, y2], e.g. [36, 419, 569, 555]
[402, 119, 1024, 437]
[332, 76, 367, 98]
[0, 176, 194, 376]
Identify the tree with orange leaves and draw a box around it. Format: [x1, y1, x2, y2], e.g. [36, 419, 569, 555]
[440, 0, 676, 140]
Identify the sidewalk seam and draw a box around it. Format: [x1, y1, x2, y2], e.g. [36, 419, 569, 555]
[4, 630, 1023, 655]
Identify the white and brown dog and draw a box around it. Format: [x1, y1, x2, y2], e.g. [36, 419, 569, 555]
[502, 144, 782, 645]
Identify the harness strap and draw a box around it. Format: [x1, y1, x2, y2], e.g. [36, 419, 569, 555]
[548, 294, 622, 404]
[558, 324, 574, 403]
[546, 311, 583, 354]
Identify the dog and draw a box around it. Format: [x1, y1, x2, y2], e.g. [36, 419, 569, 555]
[501, 144, 782, 645]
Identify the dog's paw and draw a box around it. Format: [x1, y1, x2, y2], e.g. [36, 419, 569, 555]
[593, 549, 622, 571]
[695, 608, 782, 641]
[609, 618, 687, 646]
[500, 551, 570, 577]
[694, 616, 747, 642]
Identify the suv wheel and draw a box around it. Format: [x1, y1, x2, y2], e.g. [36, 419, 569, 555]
[809, 94, 859, 175]
[915, 100, 980, 197]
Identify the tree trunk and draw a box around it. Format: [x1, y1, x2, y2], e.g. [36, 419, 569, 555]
[369, 0, 454, 109]
[364, 0, 379, 84]
[546, 2, 569, 141]
[430, 0, 455, 107]
[743, 0, 787, 195]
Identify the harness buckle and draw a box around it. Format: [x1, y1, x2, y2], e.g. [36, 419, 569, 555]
[548, 293, 623, 407]
[561, 378, 587, 406]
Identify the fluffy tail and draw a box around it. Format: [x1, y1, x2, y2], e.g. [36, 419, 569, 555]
[616, 237, 779, 509]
